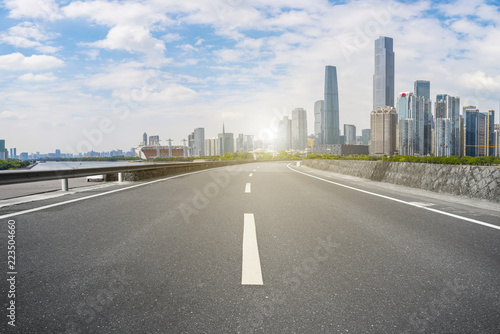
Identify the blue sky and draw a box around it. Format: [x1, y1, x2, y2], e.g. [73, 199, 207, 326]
[0, 0, 499, 154]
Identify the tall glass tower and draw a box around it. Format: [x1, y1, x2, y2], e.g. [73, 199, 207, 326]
[324, 65, 340, 144]
[414, 80, 430, 100]
[373, 36, 395, 110]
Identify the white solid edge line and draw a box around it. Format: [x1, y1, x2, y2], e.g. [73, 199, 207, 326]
[0, 168, 216, 220]
[245, 183, 251, 193]
[242, 213, 263, 285]
[287, 163, 500, 231]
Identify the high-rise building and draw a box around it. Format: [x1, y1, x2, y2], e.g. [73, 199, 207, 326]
[361, 129, 371, 145]
[205, 138, 219, 156]
[314, 100, 324, 145]
[193, 128, 205, 157]
[373, 36, 395, 109]
[343, 124, 356, 145]
[435, 118, 452, 157]
[292, 108, 308, 151]
[370, 106, 397, 156]
[218, 123, 234, 155]
[324, 66, 340, 144]
[495, 124, 500, 157]
[459, 116, 465, 157]
[243, 135, 254, 152]
[0, 140, 6, 160]
[435, 94, 460, 156]
[414, 80, 430, 100]
[465, 107, 495, 157]
[277, 116, 292, 151]
[143, 132, 148, 146]
[487, 110, 495, 157]
[396, 92, 432, 156]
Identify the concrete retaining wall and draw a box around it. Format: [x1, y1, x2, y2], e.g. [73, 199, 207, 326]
[302, 159, 500, 203]
[105, 161, 253, 182]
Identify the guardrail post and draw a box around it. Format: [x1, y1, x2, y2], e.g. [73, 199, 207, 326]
[118, 172, 123, 182]
[61, 178, 69, 191]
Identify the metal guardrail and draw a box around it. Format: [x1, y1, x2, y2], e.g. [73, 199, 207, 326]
[0, 162, 210, 189]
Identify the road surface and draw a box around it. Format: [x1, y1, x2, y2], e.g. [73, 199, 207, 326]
[1, 162, 499, 333]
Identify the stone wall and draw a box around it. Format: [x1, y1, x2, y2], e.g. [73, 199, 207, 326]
[105, 161, 253, 182]
[302, 159, 500, 203]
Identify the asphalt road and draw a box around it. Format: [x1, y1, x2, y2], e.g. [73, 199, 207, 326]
[1, 161, 500, 333]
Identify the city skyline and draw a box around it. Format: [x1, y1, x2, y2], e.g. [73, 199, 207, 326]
[1, 0, 500, 153]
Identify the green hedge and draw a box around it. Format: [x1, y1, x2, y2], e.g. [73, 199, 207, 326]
[0, 159, 31, 170]
[305, 154, 500, 166]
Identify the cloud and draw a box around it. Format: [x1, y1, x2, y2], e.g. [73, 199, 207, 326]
[0, 22, 61, 54]
[0, 53, 64, 71]
[162, 33, 182, 43]
[0, 110, 26, 120]
[18, 72, 57, 82]
[89, 25, 166, 55]
[62, 1, 168, 62]
[4, 0, 62, 21]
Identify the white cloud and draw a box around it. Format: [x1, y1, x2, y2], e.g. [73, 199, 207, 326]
[0, 53, 64, 71]
[18, 72, 57, 82]
[0, 110, 26, 120]
[89, 25, 166, 55]
[4, 0, 62, 21]
[162, 33, 182, 43]
[0, 22, 61, 54]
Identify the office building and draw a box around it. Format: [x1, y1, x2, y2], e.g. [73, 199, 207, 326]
[495, 124, 500, 157]
[277, 116, 292, 151]
[435, 94, 461, 156]
[314, 100, 324, 145]
[414, 80, 430, 100]
[0, 140, 6, 160]
[435, 118, 452, 157]
[205, 138, 219, 156]
[292, 108, 308, 151]
[397, 91, 432, 156]
[361, 129, 371, 145]
[142, 132, 148, 146]
[218, 124, 234, 155]
[465, 107, 495, 157]
[243, 135, 254, 152]
[373, 36, 395, 109]
[324, 66, 340, 144]
[343, 124, 356, 145]
[370, 106, 397, 156]
[189, 128, 205, 157]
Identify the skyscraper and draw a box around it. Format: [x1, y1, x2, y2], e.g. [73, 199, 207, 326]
[143, 132, 148, 146]
[292, 108, 308, 150]
[370, 106, 397, 156]
[373, 36, 395, 109]
[414, 80, 430, 100]
[324, 66, 340, 144]
[0, 140, 6, 160]
[361, 129, 371, 145]
[435, 94, 460, 156]
[193, 128, 205, 157]
[314, 100, 324, 144]
[343, 124, 356, 145]
[277, 116, 292, 151]
[464, 107, 494, 157]
[218, 123, 234, 155]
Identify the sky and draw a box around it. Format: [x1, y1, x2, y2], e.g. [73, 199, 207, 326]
[1, 0, 500, 154]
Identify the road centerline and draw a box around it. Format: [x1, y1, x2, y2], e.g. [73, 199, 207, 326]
[249, 173, 253, 177]
[241, 213, 263, 285]
[245, 183, 251, 193]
